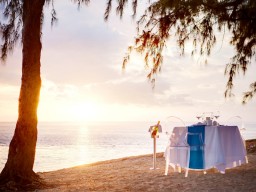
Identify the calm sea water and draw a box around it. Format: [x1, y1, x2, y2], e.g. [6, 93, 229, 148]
[0, 121, 255, 172]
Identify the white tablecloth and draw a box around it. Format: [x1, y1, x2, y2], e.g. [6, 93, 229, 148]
[164, 125, 248, 173]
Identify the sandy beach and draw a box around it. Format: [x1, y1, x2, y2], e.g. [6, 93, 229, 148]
[31, 139, 256, 192]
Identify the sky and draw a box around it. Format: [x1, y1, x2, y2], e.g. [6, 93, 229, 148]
[0, 0, 255, 124]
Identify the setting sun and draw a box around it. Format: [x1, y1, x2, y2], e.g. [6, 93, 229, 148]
[69, 102, 99, 122]
[38, 96, 101, 122]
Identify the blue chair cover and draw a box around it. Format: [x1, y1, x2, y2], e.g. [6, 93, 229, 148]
[187, 125, 205, 169]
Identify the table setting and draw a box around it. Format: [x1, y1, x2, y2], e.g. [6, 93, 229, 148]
[164, 112, 248, 177]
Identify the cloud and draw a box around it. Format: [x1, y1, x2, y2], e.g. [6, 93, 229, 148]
[0, 0, 255, 122]
[41, 1, 131, 86]
[0, 83, 19, 121]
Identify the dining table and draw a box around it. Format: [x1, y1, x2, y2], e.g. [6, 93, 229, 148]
[164, 124, 248, 176]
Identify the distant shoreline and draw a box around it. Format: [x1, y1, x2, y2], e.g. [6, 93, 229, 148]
[246, 139, 256, 153]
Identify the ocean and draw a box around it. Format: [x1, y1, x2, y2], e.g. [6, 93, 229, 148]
[0, 121, 255, 172]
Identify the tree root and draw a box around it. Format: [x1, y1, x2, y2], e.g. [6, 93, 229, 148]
[0, 172, 55, 191]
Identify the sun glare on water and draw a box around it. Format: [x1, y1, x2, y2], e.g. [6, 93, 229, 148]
[76, 125, 91, 164]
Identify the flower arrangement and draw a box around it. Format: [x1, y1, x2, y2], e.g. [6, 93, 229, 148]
[150, 121, 161, 138]
[151, 126, 159, 138]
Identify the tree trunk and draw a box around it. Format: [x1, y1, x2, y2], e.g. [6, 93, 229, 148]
[0, 0, 45, 187]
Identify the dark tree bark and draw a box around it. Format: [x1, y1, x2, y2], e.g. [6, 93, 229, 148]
[0, 0, 45, 186]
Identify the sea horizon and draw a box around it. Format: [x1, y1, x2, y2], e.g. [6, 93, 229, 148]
[1, 121, 256, 172]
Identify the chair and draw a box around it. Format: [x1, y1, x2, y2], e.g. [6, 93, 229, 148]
[225, 115, 246, 146]
[165, 129, 206, 177]
[164, 116, 188, 175]
[164, 116, 186, 136]
[164, 127, 190, 176]
[184, 132, 205, 177]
